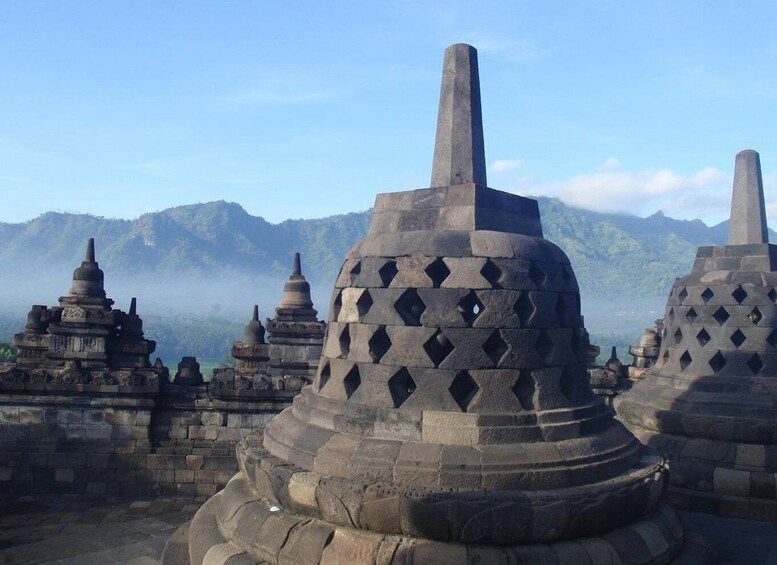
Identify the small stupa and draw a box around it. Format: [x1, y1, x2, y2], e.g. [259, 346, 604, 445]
[211, 253, 326, 397]
[6, 238, 162, 389]
[178, 44, 690, 564]
[618, 150, 777, 521]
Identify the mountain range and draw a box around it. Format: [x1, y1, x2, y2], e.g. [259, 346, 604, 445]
[1, 197, 767, 339]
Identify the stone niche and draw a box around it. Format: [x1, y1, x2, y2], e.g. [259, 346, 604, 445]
[175, 44, 701, 565]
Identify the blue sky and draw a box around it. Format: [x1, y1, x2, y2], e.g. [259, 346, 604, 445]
[2, 1, 777, 226]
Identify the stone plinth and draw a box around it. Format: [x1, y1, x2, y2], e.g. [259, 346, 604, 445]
[617, 150, 777, 522]
[179, 43, 690, 565]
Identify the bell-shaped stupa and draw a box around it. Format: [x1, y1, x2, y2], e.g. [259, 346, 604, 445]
[179, 44, 689, 565]
[618, 150, 777, 521]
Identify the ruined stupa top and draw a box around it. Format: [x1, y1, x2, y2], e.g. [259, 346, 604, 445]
[242, 305, 265, 344]
[729, 149, 768, 245]
[69, 238, 106, 298]
[369, 44, 542, 238]
[274, 252, 318, 321]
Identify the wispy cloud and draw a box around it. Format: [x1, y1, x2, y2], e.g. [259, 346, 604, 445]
[461, 32, 547, 63]
[223, 72, 344, 106]
[509, 159, 735, 224]
[489, 159, 523, 173]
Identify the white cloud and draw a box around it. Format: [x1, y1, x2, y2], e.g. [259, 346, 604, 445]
[509, 163, 736, 224]
[598, 157, 621, 171]
[489, 159, 523, 173]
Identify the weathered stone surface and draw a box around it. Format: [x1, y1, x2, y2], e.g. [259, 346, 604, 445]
[618, 148, 777, 523]
[179, 42, 685, 565]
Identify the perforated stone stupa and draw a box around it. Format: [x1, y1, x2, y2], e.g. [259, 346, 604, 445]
[178, 44, 689, 565]
[617, 150, 777, 521]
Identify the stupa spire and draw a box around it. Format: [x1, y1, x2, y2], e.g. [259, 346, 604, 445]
[129, 297, 137, 316]
[292, 252, 301, 277]
[85, 237, 96, 262]
[430, 43, 487, 188]
[252, 304, 259, 322]
[729, 149, 768, 245]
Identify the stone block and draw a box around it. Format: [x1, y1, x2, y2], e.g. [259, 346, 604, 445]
[713, 466, 750, 497]
[279, 520, 336, 564]
[391, 256, 436, 288]
[437, 328, 493, 370]
[319, 529, 382, 565]
[54, 468, 74, 482]
[348, 439, 403, 482]
[441, 257, 490, 288]
[380, 326, 437, 368]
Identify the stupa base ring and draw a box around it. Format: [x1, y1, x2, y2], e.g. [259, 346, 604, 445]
[179, 471, 703, 565]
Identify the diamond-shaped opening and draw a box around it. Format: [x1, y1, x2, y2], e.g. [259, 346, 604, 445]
[686, 307, 698, 323]
[343, 366, 361, 399]
[708, 351, 726, 373]
[458, 291, 484, 325]
[662, 350, 670, 365]
[449, 370, 478, 412]
[535, 331, 555, 363]
[678, 287, 688, 303]
[732, 286, 748, 305]
[394, 289, 426, 326]
[338, 325, 351, 358]
[332, 291, 343, 321]
[424, 329, 455, 367]
[748, 307, 763, 325]
[730, 329, 746, 349]
[425, 258, 450, 288]
[480, 259, 503, 289]
[368, 326, 392, 363]
[529, 264, 547, 287]
[674, 328, 683, 344]
[555, 294, 568, 327]
[768, 329, 777, 348]
[317, 362, 331, 392]
[713, 307, 730, 325]
[356, 290, 374, 320]
[696, 328, 711, 347]
[513, 292, 536, 326]
[701, 288, 714, 304]
[512, 370, 535, 411]
[679, 351, 692, 371]
[349, 261, 361, 284]
[378, 260, 398, 287]
[388, 367, 416, 408]
[482, 330, 508, 366]
[748, 352, 765, 374]
[769, 288, 777, 305]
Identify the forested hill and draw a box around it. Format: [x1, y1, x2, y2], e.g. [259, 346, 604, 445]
[0, 197, 765, 305]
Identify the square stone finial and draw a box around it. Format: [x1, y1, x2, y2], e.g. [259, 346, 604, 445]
[431, 43, 487, 189]
[729, 149, 769, 245]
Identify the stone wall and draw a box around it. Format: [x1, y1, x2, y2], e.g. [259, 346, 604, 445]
[0, 384, 288, 497]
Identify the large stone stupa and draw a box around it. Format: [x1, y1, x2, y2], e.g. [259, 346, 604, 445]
[617, 150, 777, 521]
[179, 44, 690, 565]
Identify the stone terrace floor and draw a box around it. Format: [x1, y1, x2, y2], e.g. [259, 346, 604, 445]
[1, 495, 777, 564]
[0, 495, 202, 564]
